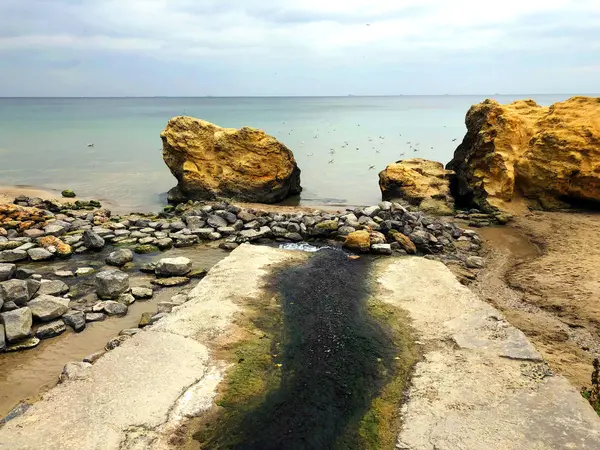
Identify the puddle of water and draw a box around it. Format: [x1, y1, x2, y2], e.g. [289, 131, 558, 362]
[278, 242, 334, 253]
[0, 244, 228, 418]
[477, 226, 541, 260]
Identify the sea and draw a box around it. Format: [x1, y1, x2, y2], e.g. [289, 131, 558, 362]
[0, 95, 578, 212]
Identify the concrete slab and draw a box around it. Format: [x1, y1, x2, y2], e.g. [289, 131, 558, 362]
[376, 257, 600, 450]
[0, 244, 299, 450]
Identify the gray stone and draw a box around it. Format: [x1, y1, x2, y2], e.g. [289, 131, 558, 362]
[23, 229, 44, 239]
[207, 214, 228, 229]
[170, 221, 186, 231]
[466, 256, 485, 269]
[26, 279, 40, 298]
[173, 235, 199, 247]
[54, 270, 74, 278]
[409, 230, 431, 245]
[0, 279, 31, 306]
[379, 201, 392, 211]
[37, 279, 69, 296]
[0, 324, 4, 351]
[2, 301, 18, 311]
[62, 310, 86, 332]
[138, 236, 155, 245]
[363, 205, 381, 217]
[0, 250, 28, 263]
[151, 277, 190, 287]
[371, 243, 393, 255]
[286, 222, 301, 233]
[85, 312, 106, 322]
[36, 320, 67, 339]
[0, 307, 32, 342]
[102, 301, 128, 316]
[119, 328, 140, 337]
[191, 228, 215, 239]
[16, 243, 37, 252]
[216, 210, 237, 224]
[131, 287, 153, 300]
[59, 362, 92, 383]
[157, 302, 177, 314]
[156, 238, 173, 250]
[105, 335, 130, 351]
[44, 223, 67, 237]
[237, 210, 256, 222]
[28, 295, 70, 321]
[83, 350, 106, 364]
[95, 270, 129, 299]
[27, 247, 54, 262]
[117, 293, 135, 306]
[217, 226, 236, 236]
[283, 233, 303, 242]
[105, 249, 134, 267]
[82, 230, 105, 250]
[338, 226, 356, 236]
[140, 263, 157, 273]
[0, 263, 16, 282]
[16, 268, 36, 280]
[155, 257, 192, 277]
[184, 216, 205, 229]
[237, 226, 271, 242]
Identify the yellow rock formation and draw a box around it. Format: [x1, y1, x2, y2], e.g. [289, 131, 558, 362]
[161, 117, 301, 204]
[379, 158, 454, 215]
[448, 96, 600, 211]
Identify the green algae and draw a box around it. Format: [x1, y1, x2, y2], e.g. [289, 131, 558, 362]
[193, 251, 417, 450]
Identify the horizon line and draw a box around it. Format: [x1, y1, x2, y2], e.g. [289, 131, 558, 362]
[0, 93, 598, 99]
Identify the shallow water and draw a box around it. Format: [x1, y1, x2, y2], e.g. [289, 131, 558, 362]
[0, 245, 228, 418]
[0, 95, 574, 212]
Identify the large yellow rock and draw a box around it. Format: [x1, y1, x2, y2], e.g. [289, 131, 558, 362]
[379, 158, 454, 215]
[161, 117, 302, 204]
[447, 96, 600, 211]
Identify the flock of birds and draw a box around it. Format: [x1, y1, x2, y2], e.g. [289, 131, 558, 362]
[280, 122, 460, 171]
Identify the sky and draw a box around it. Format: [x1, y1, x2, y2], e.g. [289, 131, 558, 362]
[0, 0, 599, 96]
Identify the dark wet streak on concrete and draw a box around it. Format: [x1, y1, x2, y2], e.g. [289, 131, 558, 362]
[228, 249, 398, 450]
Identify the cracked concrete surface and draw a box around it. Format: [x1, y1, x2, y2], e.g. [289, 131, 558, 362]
[377, 257, 600, 449]
[1, 247, 599, 449]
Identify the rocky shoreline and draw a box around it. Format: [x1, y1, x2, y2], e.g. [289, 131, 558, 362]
[0, 192, 485, 356]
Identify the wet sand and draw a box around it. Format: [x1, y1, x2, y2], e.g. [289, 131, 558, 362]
[474, 211, 600, 389]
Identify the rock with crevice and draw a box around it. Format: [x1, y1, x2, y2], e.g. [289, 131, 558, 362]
[28, 295, 70, 321]
[161, 116, 302, 204]
[447, 96, 600, 211]
[95, 270, 129, 300]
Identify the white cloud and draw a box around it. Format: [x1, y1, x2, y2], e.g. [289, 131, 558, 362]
[2, 0, 599, 58]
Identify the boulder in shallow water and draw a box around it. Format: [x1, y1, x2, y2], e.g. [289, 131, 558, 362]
[379, 158, 454, 215]
[447, 96, 600, 211]
[161, 116, 302, 203]
[28, 295, 69, 321]
[36, 320, 67, 339]
[0, 307, 32, 342]
[62, 310, 86, 332]
[95, 270, 129, 299]
[105, 248, 134, 267]
[0, 263, 16, 282]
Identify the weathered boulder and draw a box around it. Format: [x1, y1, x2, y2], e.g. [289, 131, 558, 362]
[105, 249, 134, 267]
[62, 310, 86, 332]
[379, 158, 454, 215]
[59, 361, 92, 383]
[28, 295, 70, 321]
[36, 320, 67, 339]
[83, 230, 105, 250]
[0, 279, 31, 306]
[131, 287, 153, 299]
[388, 230, 417, 254]
[0, 263, 16, 281]
[95, 270, 129, 299]
[155, 257, 192, 277]
[27, 247, 53, 261]
[102, 301, 128, 316]
[447, 96, 600, 211]
[161, 116, 302, 203]
[0, 307, 32, 342]
[37, 279, 69, 296]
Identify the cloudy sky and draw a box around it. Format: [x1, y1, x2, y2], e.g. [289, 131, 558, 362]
[1, 0, 599, 96]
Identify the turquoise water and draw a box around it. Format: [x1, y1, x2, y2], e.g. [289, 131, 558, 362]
[0, 95, 575, 212]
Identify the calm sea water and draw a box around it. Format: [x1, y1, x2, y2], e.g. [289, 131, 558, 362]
[0, 95, 575, 212]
